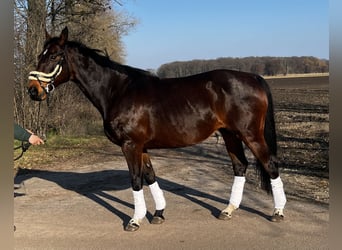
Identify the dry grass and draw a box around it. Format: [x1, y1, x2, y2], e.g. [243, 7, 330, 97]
[14, 135, 116, 172]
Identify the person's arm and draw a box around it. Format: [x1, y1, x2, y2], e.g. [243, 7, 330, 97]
[14, 123, 44, 145]
[14, 123, 31, 142]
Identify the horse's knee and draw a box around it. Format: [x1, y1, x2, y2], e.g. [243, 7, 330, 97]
[142, 153, 156, 185]
[143, 171, 156, 185]
[131, 176, 143, 191]
[143, 165, 156, 184]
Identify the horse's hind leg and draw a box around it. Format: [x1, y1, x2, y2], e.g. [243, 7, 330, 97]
[142, 150, 166, 224]
[242, 134, 286, 221]
[218, 129, 249, 220]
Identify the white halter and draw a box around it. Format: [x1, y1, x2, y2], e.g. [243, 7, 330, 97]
[29, 63, 62, 83]
[28, 59, 63, 94]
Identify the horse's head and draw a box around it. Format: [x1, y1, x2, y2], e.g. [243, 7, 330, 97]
[28, 27, 71, 101]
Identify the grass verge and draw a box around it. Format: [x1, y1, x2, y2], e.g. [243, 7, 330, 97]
[14, 134, 116, 171]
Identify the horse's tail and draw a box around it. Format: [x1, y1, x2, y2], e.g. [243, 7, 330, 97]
[256, 76, 278, 194]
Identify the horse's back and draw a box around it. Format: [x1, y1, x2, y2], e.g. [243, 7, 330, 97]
[159, 69, 266, 93]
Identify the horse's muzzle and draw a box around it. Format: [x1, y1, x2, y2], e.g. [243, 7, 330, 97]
[27, 80, 47, 101]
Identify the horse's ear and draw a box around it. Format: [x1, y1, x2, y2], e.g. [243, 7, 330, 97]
[59, 27, 68, 46]
[45, 29, 51, 41]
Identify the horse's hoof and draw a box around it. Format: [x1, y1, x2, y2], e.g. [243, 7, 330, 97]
[151, 215, 165, 224]
[125, 219, 140, 232]
[271, 209, 284, 222]
[271, 213, 284, 222]
[218, 211, 232, 220]
[218, 204, 236, 220]
[151, 209, 165, 224]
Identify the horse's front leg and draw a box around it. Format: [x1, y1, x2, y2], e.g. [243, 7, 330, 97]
[121, 141, 146, 232]
[142, 151, 166, 224]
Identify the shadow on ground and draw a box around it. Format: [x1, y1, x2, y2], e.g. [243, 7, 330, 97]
[14, 167, 273, 229]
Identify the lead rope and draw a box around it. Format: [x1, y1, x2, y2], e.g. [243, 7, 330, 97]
[36, 101, 41, 135]
[44, 91, 52, 141]
[14, 142, 31, 161]
[35, 94, 51, 141]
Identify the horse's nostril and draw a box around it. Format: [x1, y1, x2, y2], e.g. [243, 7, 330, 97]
[28, 87, 38, 97]
[28, 87, 42, 101]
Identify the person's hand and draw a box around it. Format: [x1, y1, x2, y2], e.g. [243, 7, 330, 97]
[28, 134, 44, 145]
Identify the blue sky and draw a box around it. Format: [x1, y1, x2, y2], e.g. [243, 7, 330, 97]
[119, 0, 328, 70]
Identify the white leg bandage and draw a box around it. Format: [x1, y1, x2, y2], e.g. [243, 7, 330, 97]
[132, 189, 147, 220]
[149, 181, 166, 210]
[229, 176, 246, 208]
[271, 176, 287, 209]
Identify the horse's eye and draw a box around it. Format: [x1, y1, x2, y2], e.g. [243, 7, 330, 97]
[50, 55, 57, 60]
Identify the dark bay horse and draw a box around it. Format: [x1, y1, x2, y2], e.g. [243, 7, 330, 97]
[28, 27, 286, 232]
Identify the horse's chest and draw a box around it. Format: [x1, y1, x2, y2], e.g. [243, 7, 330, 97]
[104, 109, 150, 145]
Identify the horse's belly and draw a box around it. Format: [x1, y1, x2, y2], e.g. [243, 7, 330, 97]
[145, 115, 221, 149]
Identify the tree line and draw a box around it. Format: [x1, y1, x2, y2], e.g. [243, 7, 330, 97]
[14, 0, 137, 137]
[157, 56, 329, 78]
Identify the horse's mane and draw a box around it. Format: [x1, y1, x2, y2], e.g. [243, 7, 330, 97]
[63, 40, 157, 79]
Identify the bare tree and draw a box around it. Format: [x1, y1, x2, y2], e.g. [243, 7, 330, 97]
[14, 0, 48, 136]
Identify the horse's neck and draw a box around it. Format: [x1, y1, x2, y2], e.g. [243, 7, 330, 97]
[71, 54, 129, 119]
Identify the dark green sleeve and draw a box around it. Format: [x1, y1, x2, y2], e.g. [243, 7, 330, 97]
[14, 123, 31, 142]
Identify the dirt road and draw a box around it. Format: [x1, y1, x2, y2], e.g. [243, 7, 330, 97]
[14, 138, 328, 250]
